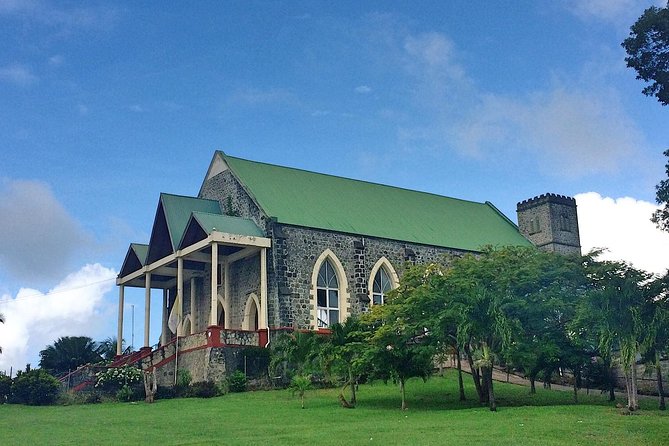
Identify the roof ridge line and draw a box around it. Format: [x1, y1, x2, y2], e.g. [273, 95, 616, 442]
[160, 192, 219, 203]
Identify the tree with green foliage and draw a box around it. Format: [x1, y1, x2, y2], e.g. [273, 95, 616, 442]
[39, 336, 103, 376]
[651, 149, 669, 232]
[269, 330, 322, 383]
[97, 336, 132, 361]
[0, 372, 11, 403]
[639, 273, 669, 410]
[622, 3, 669, 106]
[363, 300, 435, 411]
[10, 369, 60, 405]
[578, 260, 659, 411]
[447, 247, 541, 411]
[320, 316, 369, 407]
[289, 375, 312, 409]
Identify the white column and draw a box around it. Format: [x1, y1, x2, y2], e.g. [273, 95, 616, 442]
[177, 257, 183, 336]
[116, 285, 125, 356]
[210, 243, 218, 326]
[144, 273, 151, 348]
[161, 289, 168, 345]
[224, 259, 230, 328]
[190, 277, 196, 334]
[260, 248, 268, 330]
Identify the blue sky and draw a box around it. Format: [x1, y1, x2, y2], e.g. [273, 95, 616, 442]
[1, 0, 669, 373]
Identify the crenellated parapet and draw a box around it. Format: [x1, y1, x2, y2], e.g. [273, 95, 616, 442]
[516, 193, 576, 211]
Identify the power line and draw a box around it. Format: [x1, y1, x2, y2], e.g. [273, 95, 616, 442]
[0, 277, 117, 306]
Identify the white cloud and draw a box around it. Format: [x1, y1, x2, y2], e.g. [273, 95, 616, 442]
[402, 31, 471, 105]
[0, 64, 38, 86]
[0, 263, 117, 374]
[576, 192, 669, 275]
[0, 0, 118, 30]
[565, 0, 665, 24]
[355, 85, 372, 94]
[48, 54, 64, 66]
[128, 104, 144, 113]
[0, 179, 91, 284]
[455, 86, 643, 176]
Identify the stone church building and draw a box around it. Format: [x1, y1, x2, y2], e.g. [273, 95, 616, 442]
[114, 151, 581, 384]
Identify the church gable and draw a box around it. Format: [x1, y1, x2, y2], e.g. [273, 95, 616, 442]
[119, 243, 148, 277]
[145, 193, 221, 264]
[199, 154, 268, 230]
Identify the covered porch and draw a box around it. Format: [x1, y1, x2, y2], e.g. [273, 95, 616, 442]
[115, 194, 272, 357]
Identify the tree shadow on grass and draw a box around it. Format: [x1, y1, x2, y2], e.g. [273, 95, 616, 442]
[354, 374, 622, 412]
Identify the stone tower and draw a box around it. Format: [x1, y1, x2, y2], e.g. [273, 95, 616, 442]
[516, 193, 581, 255]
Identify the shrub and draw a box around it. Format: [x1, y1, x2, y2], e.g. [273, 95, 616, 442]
[57, 390, 103, 405]
[116, 384, 134, 402]
[156, 386, 176, 400]
[95, 366, 142, 392]
[227, 370, 247, 393]
[189, 381, 219, 398]
[10, 369, 61, 405]
[175, 369, 192, 397]
[0, 373, 11, 403]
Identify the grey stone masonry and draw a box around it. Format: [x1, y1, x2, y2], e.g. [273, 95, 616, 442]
[516, 193, 581, 255]
[274, 223, 462, 329]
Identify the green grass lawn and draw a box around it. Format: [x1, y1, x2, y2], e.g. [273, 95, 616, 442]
[1, 371, 667, 445]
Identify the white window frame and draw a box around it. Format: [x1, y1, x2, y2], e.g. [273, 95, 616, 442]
[368, 257, 399, 306]
[310, 249, 350, 329]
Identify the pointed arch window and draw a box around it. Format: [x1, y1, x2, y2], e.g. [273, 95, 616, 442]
[316, 259, 339, 328]
[372, 267, 392, 305]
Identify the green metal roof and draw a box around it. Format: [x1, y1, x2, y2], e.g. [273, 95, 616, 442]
[130, 243, 149, 265]
[190, 212, 264, 238]
[160, 193, 221, 250]
[118, 243, 149, 277]
[220, 152, 531, 252]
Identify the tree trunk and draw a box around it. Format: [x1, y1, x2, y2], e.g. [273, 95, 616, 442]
[350, 373, 357, 406]
[573, 378, 578, 404]
[464, 344, 484, 402]
[483, 366, 496, 411]
[301, 392, 305, 409]
[339, 382, 355, 408]
[480, 368, 490, 404]
[400, 378, 407, 411]
[623, 370, 632, 409]
[456, 349, 466, 401]
[143, 369, 157, 404]
[630, 363, 639, 411]
[656, 357, 665, 411]
[530, 376, 536, 394]
[608, 365, 616, 402]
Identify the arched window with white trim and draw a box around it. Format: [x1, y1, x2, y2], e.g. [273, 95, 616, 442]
[372, 267, 392, 305]
[317, 259, 339, 328]
[368, 257, 399, 306]
[310, 249, 349, 330]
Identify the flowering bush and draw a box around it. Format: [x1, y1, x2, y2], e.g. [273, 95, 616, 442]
[95, 366, 142, 392]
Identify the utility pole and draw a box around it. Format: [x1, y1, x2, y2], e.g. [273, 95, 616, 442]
[131, 304, 135, 350]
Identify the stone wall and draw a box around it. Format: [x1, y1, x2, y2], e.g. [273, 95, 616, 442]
[516, 193, 581, 255]
[198, 169, 281, 329]
[220, 329, 259, 346]
[274, 224, 462, 329]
